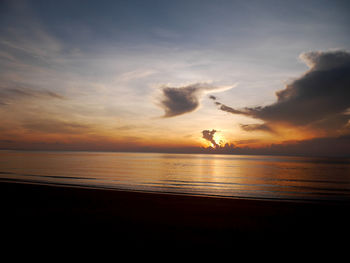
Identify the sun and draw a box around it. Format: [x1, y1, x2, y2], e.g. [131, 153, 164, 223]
[213, 133, 226, 147]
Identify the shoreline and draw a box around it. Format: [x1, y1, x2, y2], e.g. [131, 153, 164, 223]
[2, 177, 348, 205]
[2, 180, 350, 248]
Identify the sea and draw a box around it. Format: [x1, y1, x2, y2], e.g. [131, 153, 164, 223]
[1, 150, 350, 202]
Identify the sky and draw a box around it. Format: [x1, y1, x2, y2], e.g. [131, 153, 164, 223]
[0, 0, 350, 156]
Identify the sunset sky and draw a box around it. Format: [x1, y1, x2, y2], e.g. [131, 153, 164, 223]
[1, 0, 350, 155]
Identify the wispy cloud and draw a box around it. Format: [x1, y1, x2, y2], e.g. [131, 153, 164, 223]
[0, 87, 65, 106]
[0, 1, 62, 61]
[23, 118, 91, 134]
[239, 123, 274, 133]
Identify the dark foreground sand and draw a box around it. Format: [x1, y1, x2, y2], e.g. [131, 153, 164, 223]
[1, 181, 350, 250]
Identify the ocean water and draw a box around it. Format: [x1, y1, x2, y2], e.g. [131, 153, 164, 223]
[1, 150, 350, 202]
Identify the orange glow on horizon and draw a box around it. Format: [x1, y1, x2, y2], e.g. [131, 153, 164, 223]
[0, 119, 340, 152]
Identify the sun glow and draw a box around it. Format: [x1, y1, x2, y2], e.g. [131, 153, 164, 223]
[213, 133, 226, 147]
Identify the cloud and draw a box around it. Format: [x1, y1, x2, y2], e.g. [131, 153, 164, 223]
[202, 129, 218, 148]
[215, 50, 350, 134]
[239, 123, 274, 133]
[0, 87, 65, 106]
[216, 102, 248, 115]
[203, 135, 350, 157]
[23, 119, 91, 134]
[157, 83, 234, 117]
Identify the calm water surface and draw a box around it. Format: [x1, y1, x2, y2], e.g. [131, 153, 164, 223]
[1, 150, 350, 201]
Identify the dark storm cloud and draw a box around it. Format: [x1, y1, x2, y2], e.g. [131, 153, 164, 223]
[215, 50, 350, 132]
[0, 87, 64, 105]
[202, 129, 218, 148]
[157, 83, 232, 117]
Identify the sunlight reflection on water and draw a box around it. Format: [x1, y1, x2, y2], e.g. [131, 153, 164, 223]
[0, 151, 349, 201]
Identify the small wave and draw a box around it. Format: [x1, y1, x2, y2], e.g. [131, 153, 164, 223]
[0, 171, 97, 181]
[162, 179, 350, 194]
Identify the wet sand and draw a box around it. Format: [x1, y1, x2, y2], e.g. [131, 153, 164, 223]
[1, 181, 350, 249]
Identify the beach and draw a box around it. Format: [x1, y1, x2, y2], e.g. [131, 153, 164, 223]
[2, 181, 349, 249]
